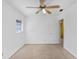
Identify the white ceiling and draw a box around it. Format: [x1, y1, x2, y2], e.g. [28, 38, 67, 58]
[4, 0, 76, 16]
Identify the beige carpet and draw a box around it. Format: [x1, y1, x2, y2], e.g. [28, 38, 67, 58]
[10, 44, 76, 59]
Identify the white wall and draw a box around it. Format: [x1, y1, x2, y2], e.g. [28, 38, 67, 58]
[2, 1, 25, 59]
[25, 14, 60, 44]
[64, 3, 77, 57]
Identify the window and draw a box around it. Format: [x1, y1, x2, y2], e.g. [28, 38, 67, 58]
[16, 20, 23, 33]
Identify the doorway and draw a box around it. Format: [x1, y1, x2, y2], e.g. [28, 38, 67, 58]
[59, 19, 64, 45]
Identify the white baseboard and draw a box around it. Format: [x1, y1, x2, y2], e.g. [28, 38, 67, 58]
[24, 42, 60, 44]
[9, 43, 25, 59]
[64, 47, 77, 58]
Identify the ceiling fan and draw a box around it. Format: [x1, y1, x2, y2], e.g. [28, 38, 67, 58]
[26, 0, 60, 14]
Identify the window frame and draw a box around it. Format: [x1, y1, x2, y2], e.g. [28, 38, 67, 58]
[16, 19, 23, 33]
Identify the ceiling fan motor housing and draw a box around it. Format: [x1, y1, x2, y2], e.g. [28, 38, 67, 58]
[40, 5, 46, 9]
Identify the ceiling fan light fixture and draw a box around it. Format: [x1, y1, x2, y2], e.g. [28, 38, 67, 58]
[42, 9, 46, 14]
[26, 0, 60, 15]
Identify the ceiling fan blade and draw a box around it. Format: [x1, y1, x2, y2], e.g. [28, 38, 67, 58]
[35, 9, 42, 14]
[47, 5, 60, 8]
[26, 7, 39, 8]
[45, 9, 52, 14]
[40, 0, 45, 6]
